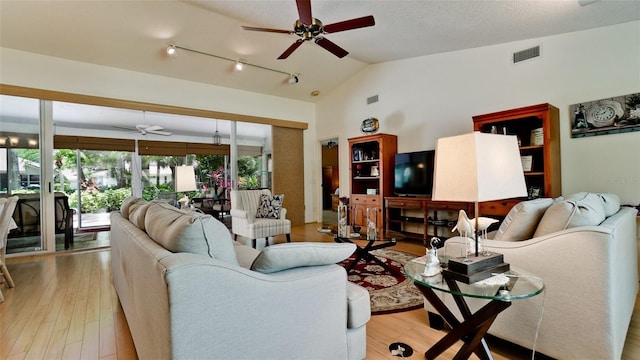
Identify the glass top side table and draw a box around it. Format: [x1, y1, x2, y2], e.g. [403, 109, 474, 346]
[404, 258, 545, 360]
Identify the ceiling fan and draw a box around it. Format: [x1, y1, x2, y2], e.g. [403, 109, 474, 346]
[241, 0, 375, 59]
[113, 124, 172, 136]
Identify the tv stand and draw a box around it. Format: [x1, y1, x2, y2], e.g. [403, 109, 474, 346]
[385, 197, 473, 246]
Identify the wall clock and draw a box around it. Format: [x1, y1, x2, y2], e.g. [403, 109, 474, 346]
[587, 100, 624, 128]
[360, 117, 379, 134]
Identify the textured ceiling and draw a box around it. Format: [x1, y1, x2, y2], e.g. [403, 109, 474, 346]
[1, 0, 639, 104]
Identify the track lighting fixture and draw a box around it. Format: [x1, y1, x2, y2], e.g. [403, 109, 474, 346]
[164, 43, 300, 84]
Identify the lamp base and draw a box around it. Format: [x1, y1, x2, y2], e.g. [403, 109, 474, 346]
[178, 195, 190, 209]
[443, 262, 510, 284]
[445, 252, 509, 284]
[448, 252, 503, 273]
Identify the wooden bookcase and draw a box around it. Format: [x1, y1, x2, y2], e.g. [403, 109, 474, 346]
[348, 133, 397, 227]
[473, 103, 561, 215]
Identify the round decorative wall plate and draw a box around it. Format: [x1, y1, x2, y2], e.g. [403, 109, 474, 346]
[587, 100, 624, 128]
[361, 117, 379, 133]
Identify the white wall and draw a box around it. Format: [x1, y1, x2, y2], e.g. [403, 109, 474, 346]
[317, 21, 640, 206]
[0, 48, 320, 222]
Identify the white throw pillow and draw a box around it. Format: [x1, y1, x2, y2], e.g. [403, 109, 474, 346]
[567, 192, 620, 217]
[533, 193, 606, 237]
[494, 198, 555, 241]
[250, 242, 356, 274]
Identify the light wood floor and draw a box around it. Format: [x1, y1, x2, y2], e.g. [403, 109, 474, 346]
[2, 222, 639, 359]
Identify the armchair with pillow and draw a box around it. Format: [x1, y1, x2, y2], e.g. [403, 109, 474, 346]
[230, 189, 291, 248]
[427, 192, 638, 360]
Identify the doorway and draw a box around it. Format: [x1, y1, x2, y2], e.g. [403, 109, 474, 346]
[321, 139, 339, 225]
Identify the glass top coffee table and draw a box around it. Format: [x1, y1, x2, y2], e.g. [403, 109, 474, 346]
[321, 226, 404, 275]
[404, 258, 544, 360]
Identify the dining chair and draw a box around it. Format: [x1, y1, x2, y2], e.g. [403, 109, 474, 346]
[0, 196, 18, 302]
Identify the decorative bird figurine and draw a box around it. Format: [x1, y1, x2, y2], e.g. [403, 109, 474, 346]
[452, 209, 499, 237]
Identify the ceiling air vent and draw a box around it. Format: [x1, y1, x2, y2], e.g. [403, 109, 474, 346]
[513, 45, 541, 64]
[367, 95, 379, 105]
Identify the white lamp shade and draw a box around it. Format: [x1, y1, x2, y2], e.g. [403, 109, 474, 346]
[175, 165, 197, 193]
[432, 132, 527, 202]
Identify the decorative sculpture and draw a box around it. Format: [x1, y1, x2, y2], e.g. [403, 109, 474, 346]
[452, 209, 499, 255]
[423, 237, 442, 276]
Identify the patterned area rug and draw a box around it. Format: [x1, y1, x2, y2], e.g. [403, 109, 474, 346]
[339, 248, 424, 315]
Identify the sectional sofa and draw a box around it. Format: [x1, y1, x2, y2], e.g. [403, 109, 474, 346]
[110, 197, 370, 359]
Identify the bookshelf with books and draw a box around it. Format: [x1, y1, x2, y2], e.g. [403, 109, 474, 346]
[473, 103, 561, 216]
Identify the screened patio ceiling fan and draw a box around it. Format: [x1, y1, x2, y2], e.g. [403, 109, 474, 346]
[241, 0, 375, 59]
[112, 124, 172, 136]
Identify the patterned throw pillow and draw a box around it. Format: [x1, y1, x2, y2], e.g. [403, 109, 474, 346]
[256, 194, 284, 219]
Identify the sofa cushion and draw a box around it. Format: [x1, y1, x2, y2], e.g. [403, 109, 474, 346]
[233, 241, 261, 269]
[567, 192, 620, 217]
[250, 242, 356, 274]
[534, 193, 606, 237]
[346, 282, 371, 329]
[256, 194, 284, 219]
[494, 198, 555, 241]
[128, 202, 151, 230]
[145, 202, 239, 265]
[121, 196, 146, 218]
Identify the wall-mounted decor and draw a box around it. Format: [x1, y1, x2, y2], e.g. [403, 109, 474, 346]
[360, 117, 379, 134]
[570, 92, 640, 138]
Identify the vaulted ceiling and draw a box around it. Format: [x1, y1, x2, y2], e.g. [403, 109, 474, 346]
[2, 0, 639, 103]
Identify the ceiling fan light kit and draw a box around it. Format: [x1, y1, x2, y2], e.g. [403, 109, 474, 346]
[241, 0, 375, 59]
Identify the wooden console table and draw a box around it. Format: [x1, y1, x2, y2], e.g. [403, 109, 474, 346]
[385, 197, 474, 245]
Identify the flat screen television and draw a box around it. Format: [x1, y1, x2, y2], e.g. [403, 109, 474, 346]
[394, 150, 436, 197]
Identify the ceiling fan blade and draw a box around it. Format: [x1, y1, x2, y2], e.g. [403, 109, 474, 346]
[323, 15, 375, 33]
[111, 125, 136, 132]
[296, 0, 313, 25]
[241, 26, 292, 34]
[278, 39, 304, 59]
[144, 125, 164, 132]
[314, 37, 348, 58]
[148, 130, 172, 136]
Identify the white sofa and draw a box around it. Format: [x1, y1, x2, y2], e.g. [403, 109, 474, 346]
[111, 197, 370, 360]
[425, 193, 639, 359]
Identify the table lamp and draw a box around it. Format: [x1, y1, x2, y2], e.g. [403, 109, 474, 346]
[432, 132, 527, 282]
[175, 165, 197, 209]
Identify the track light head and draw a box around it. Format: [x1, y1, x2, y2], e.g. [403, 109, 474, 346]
[235, 60, 244, 71]
[288, 74, 299, 84]
[166, 44, 176, 55]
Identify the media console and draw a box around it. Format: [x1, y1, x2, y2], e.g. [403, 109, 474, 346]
[385, 197, 474, 246]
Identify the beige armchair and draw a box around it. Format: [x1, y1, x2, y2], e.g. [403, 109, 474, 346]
[230, 189, 291, 248]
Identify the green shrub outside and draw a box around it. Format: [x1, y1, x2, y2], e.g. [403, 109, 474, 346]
[67, 187, 132, 213]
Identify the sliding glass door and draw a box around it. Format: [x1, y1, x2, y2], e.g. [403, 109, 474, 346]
[0, 95, 44, 254]
[54, 148, 132, 230]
